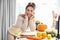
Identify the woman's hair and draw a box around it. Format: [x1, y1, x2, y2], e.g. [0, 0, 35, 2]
[26, 2, 36, 10]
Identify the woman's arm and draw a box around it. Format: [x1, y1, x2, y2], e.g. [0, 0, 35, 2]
[15, 14, 28, 32]
[21, 15, 28, 32]
[29, 17, 36, 31]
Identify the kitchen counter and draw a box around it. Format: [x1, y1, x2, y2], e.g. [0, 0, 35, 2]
[15, 37, 58, 40]
[15, 31, 59, 40]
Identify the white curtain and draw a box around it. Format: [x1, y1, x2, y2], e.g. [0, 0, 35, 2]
[0, 0, 16, 40]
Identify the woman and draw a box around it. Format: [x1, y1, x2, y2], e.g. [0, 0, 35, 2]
[15, 2, 36, 32]
[8, 2, 36, 40]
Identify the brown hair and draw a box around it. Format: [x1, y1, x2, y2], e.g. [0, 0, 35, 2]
[26, 2, 36, 10]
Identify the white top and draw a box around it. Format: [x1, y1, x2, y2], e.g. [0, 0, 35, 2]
[15, 14, 36, 32]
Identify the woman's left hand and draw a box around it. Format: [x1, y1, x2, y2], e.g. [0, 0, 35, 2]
[30, 13, 35, 20]
[30, 16, 34, 20]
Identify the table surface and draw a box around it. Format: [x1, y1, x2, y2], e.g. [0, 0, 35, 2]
[15, 31, 59, 40]
[15, 37, 59, 40]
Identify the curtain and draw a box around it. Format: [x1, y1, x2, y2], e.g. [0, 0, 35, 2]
[0, 0, 16, 40]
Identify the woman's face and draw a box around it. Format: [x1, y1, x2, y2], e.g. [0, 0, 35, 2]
[25, 6, 34, 18]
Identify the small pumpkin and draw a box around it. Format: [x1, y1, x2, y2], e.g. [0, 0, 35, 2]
[42, 32, 47, 39]
[37, 24, 47, 32]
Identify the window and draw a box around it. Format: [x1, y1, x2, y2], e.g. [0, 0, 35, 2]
[16, 0, 58, 28]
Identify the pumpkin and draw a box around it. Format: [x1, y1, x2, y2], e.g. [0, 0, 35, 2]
[42, 32, 47, 39]
[37, 24, 47, 32]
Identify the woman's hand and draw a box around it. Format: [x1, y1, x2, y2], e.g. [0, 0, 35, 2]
[25, 13, 35, 20]
[30, 15, 34, 20]
[30, 13, 35, 20]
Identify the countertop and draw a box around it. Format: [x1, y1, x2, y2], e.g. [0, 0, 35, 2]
[15, 31, 59, 40]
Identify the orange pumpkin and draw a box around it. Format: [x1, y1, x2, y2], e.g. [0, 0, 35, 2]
[42, 32, 47, 39]
[37, 24, 47, 32]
